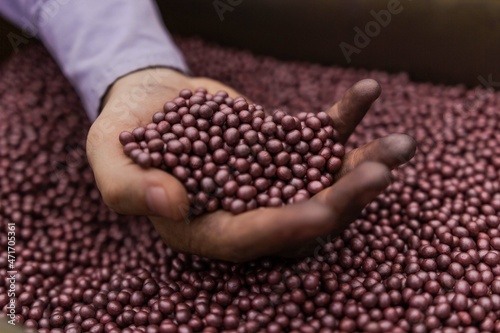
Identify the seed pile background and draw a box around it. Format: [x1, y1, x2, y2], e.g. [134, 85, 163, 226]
[0, 38, 499, 332]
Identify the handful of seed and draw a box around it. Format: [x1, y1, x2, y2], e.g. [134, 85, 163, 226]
[120, 89, 344, 215]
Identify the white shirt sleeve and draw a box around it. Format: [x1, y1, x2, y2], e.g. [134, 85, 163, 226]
[0, 0, 189, 120]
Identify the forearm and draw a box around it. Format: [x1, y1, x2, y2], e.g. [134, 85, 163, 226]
[0, 0, 189, 120]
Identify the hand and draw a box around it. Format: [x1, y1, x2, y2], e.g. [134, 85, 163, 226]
[87, 68, 416, 262]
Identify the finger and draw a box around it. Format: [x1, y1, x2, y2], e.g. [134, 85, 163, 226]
[153, 162, 391, 262]
[313, 161, 392, 234]
[276, 161, 393, 258]
[279, 162, 393, 259]
[336, 133, 417, 180]
[327, 79, 381, 143]
[87, 120, 189, 221]
[153, 200, 337, 262]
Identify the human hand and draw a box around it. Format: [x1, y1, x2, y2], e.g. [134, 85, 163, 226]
[87, 68, 416, 262]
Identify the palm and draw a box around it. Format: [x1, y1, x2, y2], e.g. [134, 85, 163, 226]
[87, 69, 415, 262]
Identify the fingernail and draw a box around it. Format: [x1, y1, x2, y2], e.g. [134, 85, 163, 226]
[145, 186, 170, 217]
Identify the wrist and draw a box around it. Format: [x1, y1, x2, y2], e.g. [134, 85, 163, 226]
[101, 67, 191, 111]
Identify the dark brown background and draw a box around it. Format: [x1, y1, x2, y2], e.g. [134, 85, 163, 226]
[1, 0, 499, 88]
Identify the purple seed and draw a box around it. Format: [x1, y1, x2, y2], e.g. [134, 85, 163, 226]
[249, 163, 263, 178]
[274, 151, 291, 167]
[192, 140, 207, 156]
[294, 141, 309, 154]
[123, 142, 140, 156]
[199, 105, 214, 119]
[261, 122, 277, 136]
[223, 128, 240, 146]
[136, 153, 151, 168]
[257, 151, 273, 167]
[184, 127, 200, 142]
[237, 185, 257, 201]
[327, 157, 342, 173]
[147, 139, 164, 152]
[230, 199, 246, 214]
[167, 140, 184, 154]
[276, 166, 292, 181]
[119, 131, 135, 145]
[285, 130, 302, 145]
[234, 144, 251, 158]
[305, 117, 321, 131]
[308, 156, 326, 169]
[281, 115, 296, 131]
[208, 136, 224, 151]
[266, 139, 283, 154]
[307, 181, 324, 195]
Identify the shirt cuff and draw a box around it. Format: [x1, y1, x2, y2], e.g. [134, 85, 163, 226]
[31, 0, 189, 120]
[82, 51, 189, 120]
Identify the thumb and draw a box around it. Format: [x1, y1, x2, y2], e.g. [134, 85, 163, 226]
[87, 123, 189, 221]
[95, 161, 189, 221]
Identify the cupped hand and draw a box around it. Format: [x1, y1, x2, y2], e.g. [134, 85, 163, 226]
[87, 68, 416, 262]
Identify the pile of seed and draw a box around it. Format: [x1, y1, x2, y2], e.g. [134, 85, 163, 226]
[0, 38, 499, 332]
[121, 90, 343, 215]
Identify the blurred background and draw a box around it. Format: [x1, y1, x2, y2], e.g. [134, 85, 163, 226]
[0, 0, 499, 88]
